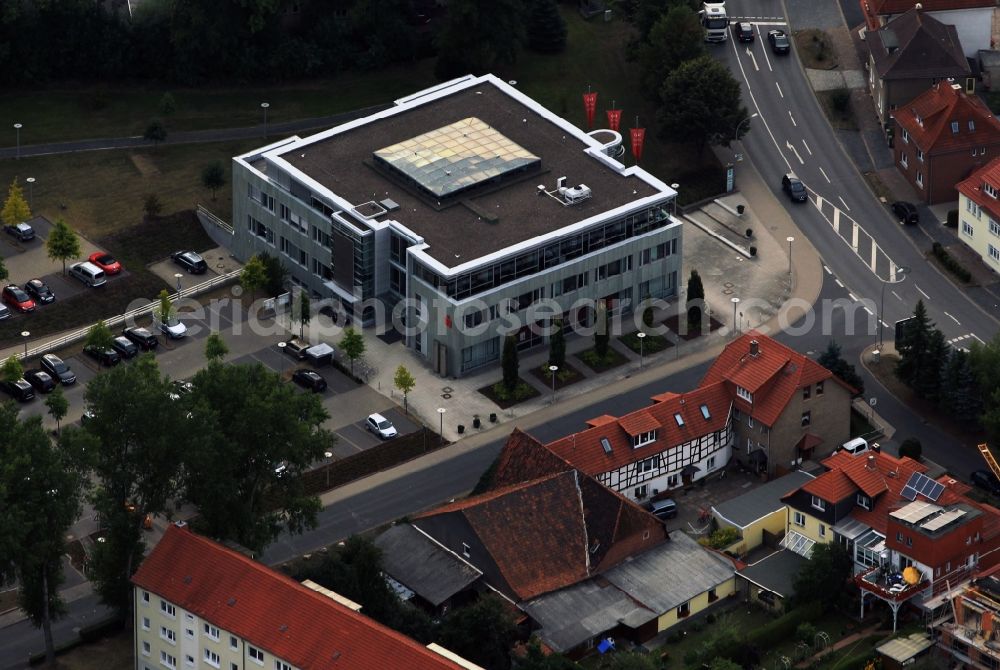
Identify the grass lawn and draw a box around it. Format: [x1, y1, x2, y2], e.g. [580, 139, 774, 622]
[576, 347, 629, 373]
[793, 29, 840, 70]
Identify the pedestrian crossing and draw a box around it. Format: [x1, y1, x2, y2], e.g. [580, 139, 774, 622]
[809, 189, 900, 283]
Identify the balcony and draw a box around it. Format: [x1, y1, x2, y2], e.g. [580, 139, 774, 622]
[855, 565, 929, 602]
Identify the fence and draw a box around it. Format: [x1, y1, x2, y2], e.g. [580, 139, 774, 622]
[197, 204, 234, 234]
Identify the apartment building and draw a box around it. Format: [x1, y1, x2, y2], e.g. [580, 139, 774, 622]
[956, 156, 1000, 275]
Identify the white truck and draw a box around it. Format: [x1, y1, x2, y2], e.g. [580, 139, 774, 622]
[700, 2, 728, 43]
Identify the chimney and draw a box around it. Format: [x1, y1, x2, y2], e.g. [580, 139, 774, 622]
[749, 339, 760, 357]
[866, 454, 876, 471]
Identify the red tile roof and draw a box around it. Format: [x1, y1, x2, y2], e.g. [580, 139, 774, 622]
[618, 411, 661, 436]
[131, 525, 467, 670]
[802, 469, 858, 501]
[893, 83, 1000, 156]
[957, 157, 1000, 221]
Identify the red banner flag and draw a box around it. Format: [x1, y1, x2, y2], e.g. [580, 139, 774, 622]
[606, 109, 622, 132]
[630, 126, 646, 162]
[583, 92, 598, 129]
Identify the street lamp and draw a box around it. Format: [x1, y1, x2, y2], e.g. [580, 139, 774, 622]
[21, 330, 29, 358]
[261, 102, 270, 137]
[548, 365, 558, 404]
[437, 407, 446, 445]
[786, 236, 795, 276]
[637, 331, 646, 369]
[174, 273, 183, 292]
[13, 123, 21, 160]
[734, 112, 758, 142]
[277, 341, 286, 378]
[25, 177, 34, 210]
[878, 266, 910, 349]
[730, 297, 740, 336]
[324, 450, 333, 489]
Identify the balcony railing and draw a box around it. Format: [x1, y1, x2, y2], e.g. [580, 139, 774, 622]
[855, 565, 929, 601]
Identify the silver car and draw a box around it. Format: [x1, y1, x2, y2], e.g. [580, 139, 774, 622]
[366, 413, 398, 440]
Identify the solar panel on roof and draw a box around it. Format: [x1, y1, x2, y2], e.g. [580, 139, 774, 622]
[904, 471, 945, 502]
[901, 485, 918, 501]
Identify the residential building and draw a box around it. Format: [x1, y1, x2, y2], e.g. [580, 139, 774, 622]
[956, 156, 1000, 275]
[860, 0, 997, 58]
[866, 7, 971, 128]
[893, 81, 1000, 203]
[377, 430, 736, 657]
[231, 73, 682, 377]
[711, 470, 816, 555]
[737, 549, 809, 612]
[131, 523, 481, 670]
[933, 564, 1000, 668]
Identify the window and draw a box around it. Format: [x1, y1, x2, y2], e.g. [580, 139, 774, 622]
[990, 219, 1000, 237]
[230, 636, 239, 651]
[674, 413, 684, 427]
[970, 120, 976, 131]
[635, 485, 648, 499]
[897, 531, 903, 541]
[900, 153, 908, 168]
[204, 649, 221, 668]
[901, 128, 909, 143]
[161, 601, 176, 617]
[916, 171, 924, 188]
[677, 601, 690, 618]
[794, 511, 806, 527]
[917, 148, 924, 162]
[249, 647, 265, 665]
[811, 495, 826, 511]
[736, 386, 752, 402]
[990, 244, 1000, 263]
[700, 404, 711, 420]
[748, 415, 753, 428]
[816, 381, 824, 396]
[708, 587, 718, 602]
[160, 627, 176, 644]
[906, 536, 913, 547]
[142, 617, 150, 630]
[185, 656, 195, 668]
[185, 627, 194, 639]
[819, 524, 826, 538]
[232, 665, 239, 670]
[275, 663, 292, 670]
[803, 386, 811, 400]
[951, 121, 960, 134]
[142, 641, 151, 656]
[857, 494, 871, 510]
[801, 411, 811, 427]
[161, 651, 177, 669]
[638, 458, 656, 473]
[963, 221, 975, 237]
[707, 456, 716, 470]
[462, 543, 471, 558]
[142, 590, 150, 605]
[986, 182, 999, 199]
[203, 623, 220, 640]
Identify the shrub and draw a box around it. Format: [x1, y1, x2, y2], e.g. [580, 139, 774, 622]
[831, 88, 851, 114]
[706, 613, 716, 624]
[946, 209, 959, 228]
[932, 242, 972, 282]
[796, 622, 817, 645]
[665, 630, 683, 644]
[747, 602, 823, 649]
[707, 526, 741, 549]
[899, 437, 922, 461]
[689, 619, 705, 633]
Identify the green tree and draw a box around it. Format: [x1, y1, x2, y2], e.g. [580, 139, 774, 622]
[82, 355, 186, 613]
[816, 339, 865, 396]
[85, 320, 115, 353]
[240, 255, 268, 303]
[45, 218, 81, 275]
[159, 92, 176, 116]
[204, 332, 229, 363]
[916, 328, 949, 402]
[393, 365, 416, 414]
[0, 256, 7, 284]
[984, 388, 1000, 447]
[1, 177, 31, 227]
[501, 334, 519, 392]
[439, 595, 519, 670]
[296, 290, 311, 339]
[340, 327, 365, 376]
[594, 301, 610, 359]
[708, 658, 743, 670]
[638, 6, 705, 100]
[143, 193, 163, 219]
[941, 349, 981, 426]
[896, 300, 933, 389]
[686, 269, 705, 330]
[526, 0, 567, 54]
[156, 288, 174, 327]
[144, 118, 167, 146]
[548, 320, 566, 369]
[201, 161, 226, 201]
[259, 252, 288, 297]
[792, 541, 853, 608]
[434, 0, 525, 80]
[2, 355, 23, 383]
[45, 386, 69, 436]
[657, 55, 749, 150]
[898, 437, 922, 461]
[517, 641, 577, 670]
[181, 362, 332, 552]
[969, 333, 1000, 402]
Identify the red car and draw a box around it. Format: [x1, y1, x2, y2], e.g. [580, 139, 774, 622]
[2, 284, 36, 312]
[88, 251, 122, 275]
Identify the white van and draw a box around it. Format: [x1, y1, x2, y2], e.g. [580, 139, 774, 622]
[840, 437, 869, 456]
[69, 261, 107, 287]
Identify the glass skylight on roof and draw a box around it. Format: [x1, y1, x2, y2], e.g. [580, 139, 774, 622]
[700, 404, 711, 420]
[373, 117, 540, 198]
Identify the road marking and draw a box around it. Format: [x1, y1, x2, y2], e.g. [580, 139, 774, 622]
[788, 110, 797, 126]
[944, 311, 960, 325]
[948, 334, 971, 344]
[848, 292, 858, 302]
[870, 242, 877, 270]
[730, 35, 788, 170]
[815, 195, 824, 210]
[754, 25, 774, 71]
[802, 139, 812, 155]
[863, 306, 875, 316]
[832, 207, 840, 234]
[852, 222, 859, 251]
[746, 46, 759, 71]
[785, 140, 803, 164]
[880, 320, 890, 328]
[835, 278, 844, 288]
[775, 81, 784, 98]
[972, 333, 985, 344]
[915, 284, 930, 300]
[838, 195, 851, 211]
[819, 166, 830, 182]
[823, 265, 832, 275]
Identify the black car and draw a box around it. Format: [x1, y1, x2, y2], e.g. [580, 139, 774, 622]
[24, 279, 55, 304]
[171, 250, 208, 274]
[111, 335, 139, 359]
[23, 369, 56, 393]
[123, 326, 158, 351]
[292, 369, 328, 393]
[782, 172, 808, 202]
[40, 353, 76, 385]
[4, 222, 35, 241]
[972, 470, 1000, 495]
[768, 29, 790, 54]
[732, 21, 754, 43]
[84, 344, 121, 367]
[891, 201, 919, 225]
[0, 378, 35, 402]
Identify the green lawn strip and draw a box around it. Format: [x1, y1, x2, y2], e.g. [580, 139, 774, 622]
[478, 377, 542, 409]
[619, 331, 672, 355]
[577, 347, 629, 373]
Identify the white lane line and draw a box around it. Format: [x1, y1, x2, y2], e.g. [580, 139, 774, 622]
[747, 47, 759, 72]
[891, 290, 902, 301]
[786, 140, 803, 164]
[972, 333, 985, 344]
[834, 278, 844, 288]
[730, 35, 789, 170]
[789, 110, 797, 126]
[870, 243, 877, 271]
[815, 195, 824, 211]
[915, 284, 930, 300]
[851, 222, 859, 251]
[944, 311, 960, 325]
[838, 195, 851, 211]
[819, 166, 831, 183]
[848, 292, 858, 302]
[756, 25, 774, 71]
[863, 306, 875, 316]
[823, 265, 832, 275]
[802, 139, 812, 155]
[775, 81, 784, 98]
[880, 320, 890, 328]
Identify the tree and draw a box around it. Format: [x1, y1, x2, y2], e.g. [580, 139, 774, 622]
[686, 269, 705, 330]
[895, 300, 933, 389]
[85, 320, 115, 353]
[201, 161, 226, 201]
[296, 289, 311, 339]
[45, 218, 81, 275]
[240, 255, 268, 303]
[82, 355, 187, 613]
[548, 320, 566, 368]
[517, 641, 577, 670]
[898, 437, 922, 461]
[792, 541, 853, 608]
[159, 92, 176, 116]
[143, 193, 163, 219]
[181, 362, 332, 552]
[156, 289, 174, 327]
[2, 355, 23, 383]
[708, 659, 743, 670]
[340, 327, 365, 376]
[638, 6, 705, 100]
[0, 256, 7, 284]
[657, 55, 749, 150]
[526, 0, 567, 54]
[915, 328, 948, 402]
[594, 302, 610, 359]
[1, 177, 31, 227]
[144, 118, 167, 146]
[439, 595, 519, 670]
[393, 365, 415, 414]
[501, 334, 519, 392]
[641, 296, 654, 330]
[434, 0, 525, 80]
[984, 388, 1000, 448]
[941, 349, 981, 426]
[204, 332, 229, 363]
[259, 252, 288, 297]
[816, 340, 865, 396]
[45, 386, 68, 436]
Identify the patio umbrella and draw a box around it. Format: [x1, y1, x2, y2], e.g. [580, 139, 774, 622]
[903, 566, 920, 585]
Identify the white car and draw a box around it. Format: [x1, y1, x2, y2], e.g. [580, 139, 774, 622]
[366, 413, 398, 440]
[156, 315, 187, 339]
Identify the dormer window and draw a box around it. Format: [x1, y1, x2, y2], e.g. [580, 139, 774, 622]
[985, 183, 998, 199]
[633, 430, 657, 447]
[736, 386, 752, 402]
[811, 496, 826, 512]
[857, 494, 871, 510]
[915, 114, 923, 127]
[951, 121, 960, 134]
[674, 413, 684, 427]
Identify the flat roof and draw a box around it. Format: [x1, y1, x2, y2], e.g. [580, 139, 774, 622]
[738, 549, 807, 598]
[712, 471, 815, 528]
[275, 76, 666, 269]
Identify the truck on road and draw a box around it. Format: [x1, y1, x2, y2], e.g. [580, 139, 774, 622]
[700, 2, 728, 42]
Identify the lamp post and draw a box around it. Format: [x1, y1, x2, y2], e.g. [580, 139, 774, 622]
[174, 273, 183, 292]
[637, 331, 646, 369]
[25, 177, 34, 210]
[549, 365, 558, 404]
[786, 236, 795, 276]
[261, 102, 270, 138]
[878, 266, 910, 349]
[277, 341, 286, 378]
[734, 112, 758, 143]
[21, 330, 29, 358]
[324, 450, 333, 489]
[437, 407, 446, 445]
[13, 123, 21, 160]
[730, 297, 740, 336]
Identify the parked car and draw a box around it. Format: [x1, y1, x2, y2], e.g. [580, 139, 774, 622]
[155, 314, 187, 339]
[88, 251, 122, 275]
[171, 250, 208, 274]
[649, 498, 678, 520]
[281, 338, 310, 360]
[23, 369, 56, 393]
[24, 279, 55, 304]
[292, 369, 328, 393]
[971, 470, 1000, 496]
[840, 437, 871, 456]
[768, 29, 790, 54]
[69, 261, 106, 287]
[781, 172, 808, 202]
[123, 326, 158, 351]
[0, 303, 9, 320]
[0, 378, 35, 402]
[2, 284, 35, 313]
[732, 21, 754, 42]
[84, 344, 121, 367]
[891, 201, 919, 225]
[40, 353, 76, 385]
[111, 335, 139, 359]
[4, 222, 35, 241]
[366, 413, 398, 440]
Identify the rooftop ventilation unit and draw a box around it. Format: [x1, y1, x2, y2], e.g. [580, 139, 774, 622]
[380, 198, 400, 212]
[557, 176, 592, 204]
[352, 201, 388, 220]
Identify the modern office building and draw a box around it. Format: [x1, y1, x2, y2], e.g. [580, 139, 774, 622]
[232, 74, 682, 377]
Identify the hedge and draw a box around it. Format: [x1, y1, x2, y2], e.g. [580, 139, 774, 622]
[746, 601, 823, 650]
[932, 242, 972, 282]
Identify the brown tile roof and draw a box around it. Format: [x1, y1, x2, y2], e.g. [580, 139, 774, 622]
[131, 525, 467, 670]
[893, 82, 1000, 155]
[618, 411, 661, 436]
[957, 156, 1000, 221]
[867, 8, 970, 80]
[492, 428, 574, 489]
[861, 0, 996, 31]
